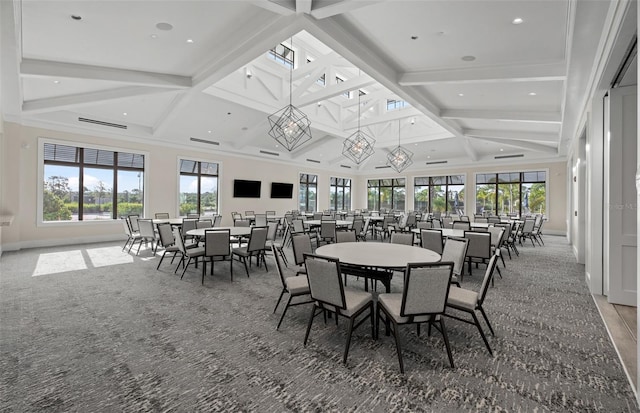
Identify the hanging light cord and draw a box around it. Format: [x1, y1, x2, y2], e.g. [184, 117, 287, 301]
[289, 37, 293, 106]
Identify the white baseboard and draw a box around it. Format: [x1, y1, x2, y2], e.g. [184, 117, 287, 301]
[1, 233, 125, 252]
[544, 229, 566, 236]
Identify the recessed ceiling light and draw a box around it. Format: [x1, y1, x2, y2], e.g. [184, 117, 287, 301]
[53, 80, 60, 84]
[427, 156, 431, 159]
[512, 17, 524, 25]
[411, 35, 418, 40]
[461, 55, 476, 62]
[458, 93, 464, 97]
[186, 39, 194, 44]
[207, 130, 212, 134]
[241, 127, 248, 131]
[414, 143, 418, 146]
[500, 148, 504, 151]
[156, 22, 173, 31]
[71, 15, 82, 21]
[528, 92, 537, 96]
[123, 112, 128, 116]
[150, 34, 158, 39]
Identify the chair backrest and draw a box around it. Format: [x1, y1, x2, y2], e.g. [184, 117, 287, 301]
[335, 230, 356, 243]
[475, 217, 488, 223]
[292, 219, 305, 233]
[254, 213, 267, 227]
[362, 217, 371, 235]
[320, 220, 336, 239]
[234, 219, 251, 227]
[182, 218, 198, 233]
[272, 244, 287, 288]
[533, 214, 543, 228]
[196, 219, 212, 229]
[487, 216, 501, 224]
[123, 218, 133, 236]
[478, 255, 499, 306]
[213, 215, 223, 227]
[390, 232, 414, 245]
[155, 212, 170, 219]
[488, 226, 505, 248]
[138, 219, 155, 238]
[266, 210, 276, 217]
[304, 254, 346, 310]
[460, 215, 470, 222]
[420, 229, 443, 254]
[205, 229, 231, 257]
[187, 213, 200, 219]
[464, 231, 492, 259]
[521, 218, 535, 233]
[381, 216, 394, 228]
[128, 214, 140, 232]
[416, 221, 432, 229]
[352, 219, 364, 235]
[245, 210, 255, 217]
[405, 214, 417, 227]
[442, 216, 453, 228]
[172, 228, 187, 254]
[452, 220, 471, 230]
[313, 212, 323, 220]
[432, 219, 442, 229]
[231, 212, 242, 221]
[157, 223, 175, 247]
[292, 233, 313, 266]
[402, 262, 453, 317]
[284, 213, 294, 225]
[247, 226, 268, 253]
[441, 236, 469, 276]
[266, 222, 278, 242]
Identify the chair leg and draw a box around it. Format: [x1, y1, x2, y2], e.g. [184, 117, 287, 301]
[241, 256, 249, 277]
[439, 318, 455, 368]
[369, 303, 375, 339]
[156, 251, 167, 270]
[479, 306, 495, 336]
[304, 305, 318, 346]
[273, 289, 286, 313]
[471, 311, 493, 356]
[276, 295, 292, 330]
[391, 321, 404, 374]
[180, 257, 192, 279]
[343, 313, 355, 364]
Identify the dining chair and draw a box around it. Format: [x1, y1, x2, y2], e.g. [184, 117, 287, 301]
[518, 218, 537, 247]
[232, 226, 268, 277]
[318, 220, 337, 245]
[291, 233, 313, 277]
[303, 253, 375, 364]
[187, 213, 200, 219]
[463, 231, 492, 276]
[390, 232, 414, 246]
[128, 214, 141, 232]
[335, 229, 357, 243]
[182, 218, 199, 245]
[264, 222, 288, 266]
[202, 229, 232, 284]
[156, 223, 181, 270]
[173, 228, 205, 279]
[213, 215, 223, 227]
[122, 217, 140, 252]
[488, 226, 506, 268]
[441, 236, 468, 286]
[432, 219, 443, 229]
[452, 221, 471, 230]
[532, 217, 545, 245]
[420, 229, 443, 254]
[446, 254, 499, 356]
[196, 219, 212, 229]
[272, 244, 312, 330]
[377, 262, 455, 372]
[154, 212, 170, 219]
[442, 216, 453, 228]
[254, 213, 267, 227]
[135, 219, 158, 256]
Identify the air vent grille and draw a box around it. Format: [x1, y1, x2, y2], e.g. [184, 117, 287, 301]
[340, 165, 352, 169]
[306, 159, 320, 164]
[190, 137, 219, 146]
[426, 160, 448, 165]
[494, 154, 524, 159]
[260, 150, 280, 156]
[375, 165, 391, 169]
[78, 117, 127, 129]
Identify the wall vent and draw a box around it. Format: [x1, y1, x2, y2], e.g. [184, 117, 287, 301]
[340, 164, 352, 169]
[78, 117, 127, 129]
[260, 150, 280, 156]
[426, 160, 448, 165]
[190, 137, 220, 146]
[306, 158, 321, 164]
[375, 165, 391, 169]
[494, 154, 524, 159]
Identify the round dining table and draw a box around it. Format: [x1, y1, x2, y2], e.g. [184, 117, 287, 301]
[315, 242, 441, 293]
[152, 218, 184, 226]
[186, 226, 252, 238]
[304, 219, 352, 227]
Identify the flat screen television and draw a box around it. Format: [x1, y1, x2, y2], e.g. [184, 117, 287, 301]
[233, 179, 261, 198]
[270, 182, 294, 199]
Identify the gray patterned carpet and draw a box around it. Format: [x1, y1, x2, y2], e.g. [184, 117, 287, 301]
[0, 234, 637, 412]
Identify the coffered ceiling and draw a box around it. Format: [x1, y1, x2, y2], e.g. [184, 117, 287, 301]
[0, 0, 614, 173]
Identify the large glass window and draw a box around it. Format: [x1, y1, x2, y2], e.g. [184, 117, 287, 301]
[330, 177, 351, 211]
[299, 173, 317, 212]
[475, 171, 546, 216]
[414, 175, 465, 214]
[43, 143, 144, 222]
[367, 178, 405, 211]
[179, 160, 219, 216]
[268, 43, 294, 68]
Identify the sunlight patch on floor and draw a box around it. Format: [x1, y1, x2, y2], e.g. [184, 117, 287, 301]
[86, 246, 134, 267]
[32, 251, 86, 276]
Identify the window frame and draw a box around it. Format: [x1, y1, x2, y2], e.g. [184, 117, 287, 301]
[299, 173, 318, 212]
[367, 178, 406, 211]
[268, 43, 294, 68]
[473, 168, 549, 217]
[38, 137, 148, 226]
[329, 177, 351, 211]
[413, 174, 465, 215]
[177, 157, 221, 217]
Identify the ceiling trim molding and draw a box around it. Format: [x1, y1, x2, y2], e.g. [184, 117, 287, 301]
[310, 0, 388, 19]
[468, 135, 558, 154]
[441, 109, 562, 123]
[465, 128, 558, 142]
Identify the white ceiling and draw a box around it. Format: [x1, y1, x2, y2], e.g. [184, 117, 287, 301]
[0, 0, 615, 173]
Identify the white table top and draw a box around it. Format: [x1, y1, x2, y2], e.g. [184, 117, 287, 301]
[305, 219, 352, 227]
[316, 242, 441, 269]
[186, 226, 252, 237]
[412, 228, 466, 238]
[153, 218, 185, 225]
[471, 222, 492, 228]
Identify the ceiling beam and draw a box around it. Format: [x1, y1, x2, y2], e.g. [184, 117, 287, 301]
[296, 0, 312, 14]
[465, 128, 558, 142]
[1, 0, 24, 115]
[291, 65, 327, 100]
[342, 98, 378, 124]
[398, 62, 567, 85]
[295, 75, 376, 107]
[441, 109, 562, 124]
[23, 87, 175, 114]
[292, 51, 340, 81]
[341, 89, 391, 108]
[468, 135, 558, 154]
[248, 0, 295, 15]
[311, 0, 388, 19]
[290, 133, 339, 157]
[21, 59, 192, 89]
[343, 107, 422, 129]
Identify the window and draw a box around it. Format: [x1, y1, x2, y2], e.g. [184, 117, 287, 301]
[268, 43, 294, 68]
[336, 75, 350, 98]
[475, 171, 546, 216]
[299, 173, 317, 212]
[330, 177, 351, 211]
[179, 160, 219, 216]
[42, 142, 144, 222]
[367, 178, 405, 211]
[387, 99, 409, 111]
[414, 175, 465, 214]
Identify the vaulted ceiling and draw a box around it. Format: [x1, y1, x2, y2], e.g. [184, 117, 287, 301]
[0, 0, 613, 173]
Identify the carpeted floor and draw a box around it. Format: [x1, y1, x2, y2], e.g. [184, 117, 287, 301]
[0, 235, 637, 412]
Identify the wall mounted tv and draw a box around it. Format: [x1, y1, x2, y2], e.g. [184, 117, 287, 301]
[270, 182, 294, 199]
[233, 179, 261, 198]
